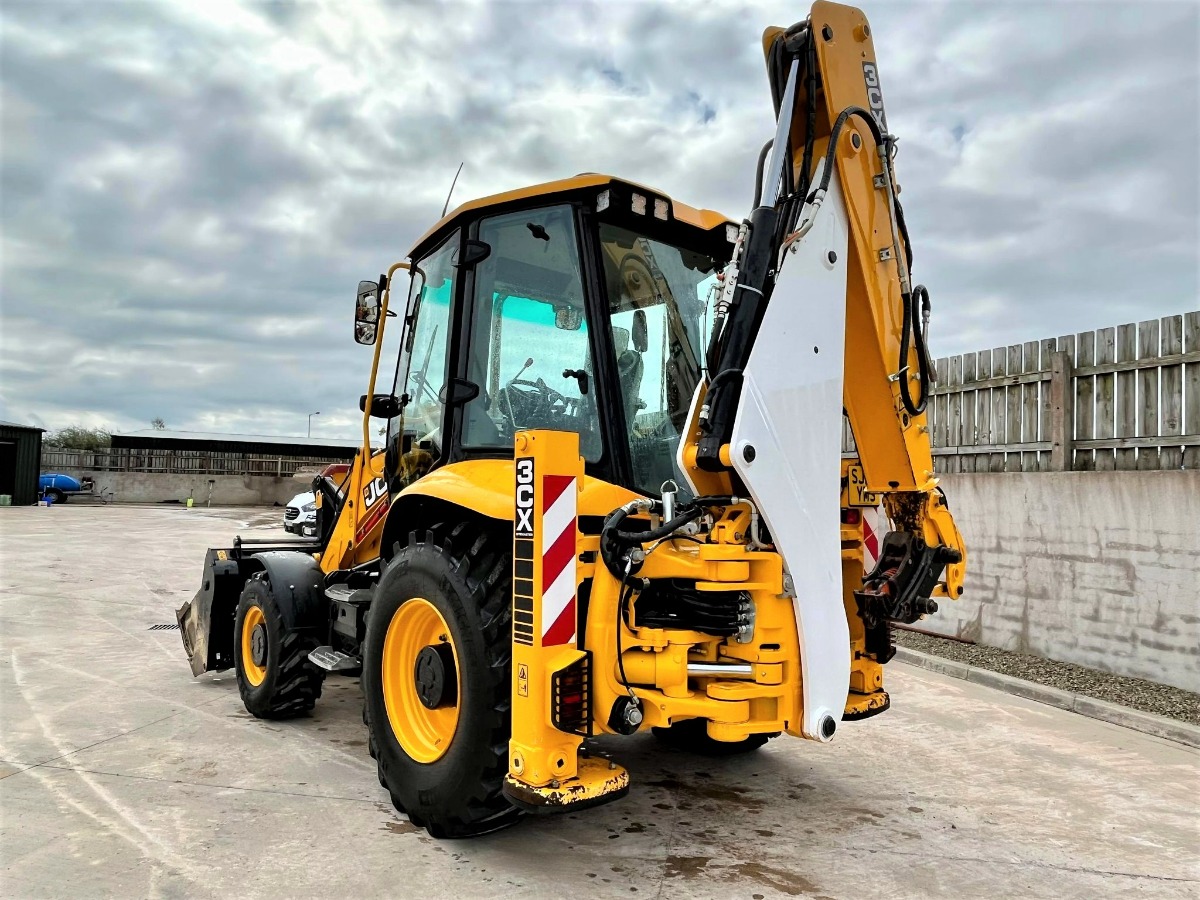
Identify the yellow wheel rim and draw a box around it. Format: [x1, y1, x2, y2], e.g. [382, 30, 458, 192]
[382, 598, 461, 764]
[241, 605, 267, 687]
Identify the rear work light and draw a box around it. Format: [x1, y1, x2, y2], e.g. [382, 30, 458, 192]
[551, 652, 592, 736]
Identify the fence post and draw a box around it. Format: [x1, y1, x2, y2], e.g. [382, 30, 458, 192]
[1049, 350, 1074, 471]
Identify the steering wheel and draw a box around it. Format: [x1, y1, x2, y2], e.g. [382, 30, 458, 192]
[501, 377, 567, 428]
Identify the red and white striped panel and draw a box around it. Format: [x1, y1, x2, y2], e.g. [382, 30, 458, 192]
[540, 474, 577, 646]
[862, 505, 884, 571]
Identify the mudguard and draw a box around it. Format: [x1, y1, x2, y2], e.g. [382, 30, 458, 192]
[177, 548, 327, 677]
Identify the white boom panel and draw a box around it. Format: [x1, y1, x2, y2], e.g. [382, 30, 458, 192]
[729, 175, 850, 741]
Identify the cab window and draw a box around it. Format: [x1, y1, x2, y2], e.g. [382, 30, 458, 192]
[462, 206, 602, 460]
[388, 231, 458, 476]
[600, 223, 719, 495]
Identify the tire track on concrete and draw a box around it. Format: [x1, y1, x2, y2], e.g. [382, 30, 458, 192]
[4, 650, 211, 892]
[9, 649, 377, 777]
[30, 762, 384, 804]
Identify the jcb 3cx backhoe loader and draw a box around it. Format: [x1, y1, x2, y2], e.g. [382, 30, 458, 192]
[178, 1, 965, 837]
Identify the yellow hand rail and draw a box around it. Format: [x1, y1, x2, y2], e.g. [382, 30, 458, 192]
[361, 261, 412, 455]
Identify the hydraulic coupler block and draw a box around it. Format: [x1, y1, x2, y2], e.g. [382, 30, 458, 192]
[853, 531, 962, 662]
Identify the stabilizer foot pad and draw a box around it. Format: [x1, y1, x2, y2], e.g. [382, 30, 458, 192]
[842, 689, 890, 721]
[502, 757, 629, 815]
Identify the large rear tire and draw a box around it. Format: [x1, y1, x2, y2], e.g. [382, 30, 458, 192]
[362, 521, 519, 838]
[234, 575, 325, 718]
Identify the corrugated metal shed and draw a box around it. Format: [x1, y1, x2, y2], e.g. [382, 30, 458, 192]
[0, 420, 45, 505]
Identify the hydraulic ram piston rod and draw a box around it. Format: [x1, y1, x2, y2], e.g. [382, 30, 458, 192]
[688, 663, 755, 677]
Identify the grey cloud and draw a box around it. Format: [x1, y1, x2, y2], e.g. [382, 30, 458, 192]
[1, 0, 1196, 438]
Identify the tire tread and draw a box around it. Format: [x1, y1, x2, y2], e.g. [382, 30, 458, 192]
[364, 519, 520, 837]
[235, 579, 324, 719]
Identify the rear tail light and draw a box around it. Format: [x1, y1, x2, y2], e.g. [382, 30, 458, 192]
[551, 653, 592, 736]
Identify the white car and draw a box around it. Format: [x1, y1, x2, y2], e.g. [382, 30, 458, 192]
[283, 491, 317, 536]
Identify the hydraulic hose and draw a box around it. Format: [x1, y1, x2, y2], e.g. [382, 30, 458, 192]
[605, 506, 703, 546]
[752, 139, 773, 208]
[893, 182, 914, 270]
[898, 284, 933, 416]
[798, 33, 817, 200]
[699, 368, 742, 432]
[769, 102, 931, 419]
[701, 366, 742, 400]
[804, 106, 884, 205]
[600, 501, 707, 588]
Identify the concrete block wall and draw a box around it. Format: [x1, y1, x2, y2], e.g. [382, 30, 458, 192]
[50, 466, 1197, 690]
[57, 470, 307, 507]
[927, 471, 1200, 692]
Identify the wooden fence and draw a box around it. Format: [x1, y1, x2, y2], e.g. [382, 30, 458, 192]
[843, 311, 1200, 473]
[41, 447, 346, 478]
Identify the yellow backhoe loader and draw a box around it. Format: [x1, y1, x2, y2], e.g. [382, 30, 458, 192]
[178, 0, 966, 838]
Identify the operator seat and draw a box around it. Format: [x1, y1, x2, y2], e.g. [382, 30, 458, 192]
[616, 310, 647, 428]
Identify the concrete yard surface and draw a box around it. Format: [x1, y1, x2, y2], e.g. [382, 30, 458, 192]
[1, 506, 1197, 899]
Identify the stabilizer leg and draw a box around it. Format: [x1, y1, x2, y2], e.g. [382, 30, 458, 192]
[502, 429, 629, 813]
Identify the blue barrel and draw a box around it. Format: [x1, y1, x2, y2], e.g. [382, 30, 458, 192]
[39, 473, 83, 492]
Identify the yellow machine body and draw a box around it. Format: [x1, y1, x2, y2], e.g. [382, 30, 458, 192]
[313, 1, 965, 812]
[182, 0, 967, 834]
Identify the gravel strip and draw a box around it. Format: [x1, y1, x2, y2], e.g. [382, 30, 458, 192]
[892, 629, 1200, 726]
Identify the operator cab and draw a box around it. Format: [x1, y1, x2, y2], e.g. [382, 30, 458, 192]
[354, 175, 736, 500]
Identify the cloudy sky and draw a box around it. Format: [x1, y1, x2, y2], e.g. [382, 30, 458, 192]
[2, 0, 1197, 440]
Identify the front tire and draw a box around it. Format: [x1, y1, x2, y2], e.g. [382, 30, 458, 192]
[233, 575, 325, 718]
[362, 521, 519, 838]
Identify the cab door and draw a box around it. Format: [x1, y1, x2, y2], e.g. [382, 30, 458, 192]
[386, 230, 461, 486]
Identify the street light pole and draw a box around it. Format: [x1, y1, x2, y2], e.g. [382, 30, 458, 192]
[308, 411, 320, 437]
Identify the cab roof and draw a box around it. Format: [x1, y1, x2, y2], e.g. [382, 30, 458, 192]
[407, 173, 734, 258]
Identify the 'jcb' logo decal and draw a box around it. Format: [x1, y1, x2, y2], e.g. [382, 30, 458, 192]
[515, 457, 535, 537]
[862, 61, 887, 133]
[363, 476, 387, 509]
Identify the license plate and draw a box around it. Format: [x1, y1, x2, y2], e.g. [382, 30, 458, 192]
[847, 463, 879, 508]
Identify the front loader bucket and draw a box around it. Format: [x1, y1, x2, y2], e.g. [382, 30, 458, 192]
[177, 548, 246, 677]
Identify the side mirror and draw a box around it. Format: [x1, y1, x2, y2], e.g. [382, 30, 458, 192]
[355, 280, 380, 345]
[554, 306, 583, 331]
[359, 393, 402, 418]
[438, 378, 480, 406]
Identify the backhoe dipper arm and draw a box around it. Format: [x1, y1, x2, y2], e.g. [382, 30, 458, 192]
[680, 2, 965, 733]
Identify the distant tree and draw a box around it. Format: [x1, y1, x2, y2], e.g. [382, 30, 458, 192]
[45, 425, 112, 450]
[151, 417, 166, 430]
